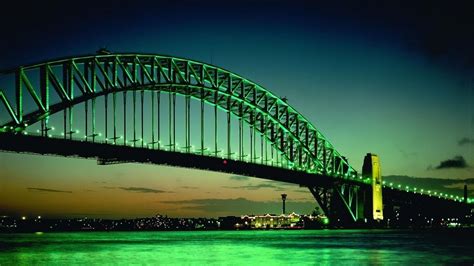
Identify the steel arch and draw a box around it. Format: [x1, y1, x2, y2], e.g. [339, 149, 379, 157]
[0, 53, 357, 179]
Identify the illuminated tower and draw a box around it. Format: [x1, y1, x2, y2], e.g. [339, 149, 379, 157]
[281, 194, 287, 214]
[362, 153, 384, 221]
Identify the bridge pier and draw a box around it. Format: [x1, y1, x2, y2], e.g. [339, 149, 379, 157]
[308, 153, 384, 226]
[308, 183, 366, 226]
[362, 153, 384, 221]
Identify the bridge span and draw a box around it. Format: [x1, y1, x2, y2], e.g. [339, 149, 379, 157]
[0, 53, 471, 225]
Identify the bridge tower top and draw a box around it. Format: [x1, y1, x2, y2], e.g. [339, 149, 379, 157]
[362, 153, 384, 221]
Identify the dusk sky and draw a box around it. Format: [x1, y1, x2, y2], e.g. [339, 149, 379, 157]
[1, 0, 473, 218]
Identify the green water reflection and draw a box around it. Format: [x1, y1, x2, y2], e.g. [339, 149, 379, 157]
[1, 230, 473, 265]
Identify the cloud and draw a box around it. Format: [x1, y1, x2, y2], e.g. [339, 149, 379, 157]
[118, 187, 169, 193]
[229, 175, 250, 181]
[433, 156, 468, 169]
[223, 180, 298, 191]
[27, 187, 72, 193]
[443, 182, 468, 189]
[223, 183, 282, 191]
[399, 149, 417, 158]
[458, 138, 474, 146]
[293, 188, 309, 193]
[102, 186, 170, 193]
[162, 197, 316, 216]
[223, 183, 289, 191]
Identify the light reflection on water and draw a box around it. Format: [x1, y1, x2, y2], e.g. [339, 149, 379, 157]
[0, 229, 473, 265]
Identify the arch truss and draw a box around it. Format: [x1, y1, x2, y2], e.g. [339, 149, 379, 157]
[0, 53, 364, 221]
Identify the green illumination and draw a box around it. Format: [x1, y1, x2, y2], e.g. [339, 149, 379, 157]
[322, 217, 329, 225]
[0, 53, 362, 177]
[0, 52, 462, 208]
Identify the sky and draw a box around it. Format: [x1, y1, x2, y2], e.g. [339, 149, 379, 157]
[0, 0, 473, 218]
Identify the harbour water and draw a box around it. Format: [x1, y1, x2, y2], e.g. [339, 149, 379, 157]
[1, 229, 473, 265]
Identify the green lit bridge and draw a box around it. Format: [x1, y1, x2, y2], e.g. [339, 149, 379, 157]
[0, 53, 471, 225]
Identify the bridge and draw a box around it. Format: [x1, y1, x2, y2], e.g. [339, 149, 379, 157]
[0, 53, 471, 226]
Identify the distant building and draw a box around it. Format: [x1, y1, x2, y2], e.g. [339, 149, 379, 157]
[241, 212, 303, 229]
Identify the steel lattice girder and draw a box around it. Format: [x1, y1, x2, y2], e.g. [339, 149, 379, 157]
[0, 53, 357, 179]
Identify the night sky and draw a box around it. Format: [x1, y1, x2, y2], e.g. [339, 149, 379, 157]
[1, 0, 473, 218]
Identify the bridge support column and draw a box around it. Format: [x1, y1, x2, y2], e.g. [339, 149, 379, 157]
[362, 153, 384, 221]
[308, 183, 364, 225]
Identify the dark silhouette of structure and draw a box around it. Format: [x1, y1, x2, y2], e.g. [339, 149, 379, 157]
[281, 194, 287, 214]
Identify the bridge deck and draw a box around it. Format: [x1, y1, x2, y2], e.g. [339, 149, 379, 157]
[0, 133, 363, 189]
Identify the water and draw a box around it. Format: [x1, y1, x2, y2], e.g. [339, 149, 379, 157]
[0, 230, 473, 265]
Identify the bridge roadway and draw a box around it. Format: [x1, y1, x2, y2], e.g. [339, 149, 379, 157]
[0, 133, 362, 189]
